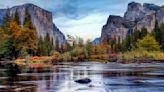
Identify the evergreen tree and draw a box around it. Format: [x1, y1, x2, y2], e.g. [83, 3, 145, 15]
[2, 36, 16, 60]
[159, 23, 164, 50]
[37, 37, 47, 56]
[85, 40, 92, 57]
[115, 37, 122, 52]
[153, 20, 161, 44]
[55, 37, 60, 52]
[14, 9, 20, 25]
[44, 33, 52, 56]
[141, 27, 148, 38]
[131, 28, 141, 48]
[125, 34, 131, 51]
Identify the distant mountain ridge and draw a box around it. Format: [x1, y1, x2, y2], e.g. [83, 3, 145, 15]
[0, 3, 66, 46]
[92, 38, 100, 45]
[101, 2, 164, 43]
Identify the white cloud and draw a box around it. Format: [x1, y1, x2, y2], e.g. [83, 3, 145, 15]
[54, 13, 109, 41]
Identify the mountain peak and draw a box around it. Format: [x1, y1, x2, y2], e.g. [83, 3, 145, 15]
[124, 2, 160, 22]
[143, 3, 160, 11]
[128, 2, 142, 10]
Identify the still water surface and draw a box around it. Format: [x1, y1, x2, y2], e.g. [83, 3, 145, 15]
[0, 62, 164, 92]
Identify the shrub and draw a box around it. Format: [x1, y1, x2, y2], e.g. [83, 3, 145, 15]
[62, 52, 71, 61]
[52, 51, 61, 61]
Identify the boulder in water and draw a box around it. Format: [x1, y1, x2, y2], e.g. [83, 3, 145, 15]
[75, 78, 91, 84]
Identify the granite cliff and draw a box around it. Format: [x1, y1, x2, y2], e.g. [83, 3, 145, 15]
[0, 3, 66, 46]
[101, 2, 164, 43]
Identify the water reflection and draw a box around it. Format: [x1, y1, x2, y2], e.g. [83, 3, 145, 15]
[0, 62, 164, 92]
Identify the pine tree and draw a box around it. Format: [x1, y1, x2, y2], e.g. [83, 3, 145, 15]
[85, 40, 92, 57]
[44, 33, 52, 56]
[37, 37, 47, 56]
[2, 36, 16, 60]
[125, 34, 131, 51]
[14, 9, 20, 25]
[159, 23, 164, 50]
[55, 37, 60, 52]
[131, 28, 141, 48]
[141, 27, 148, 38]
[153, 20, 161, 44]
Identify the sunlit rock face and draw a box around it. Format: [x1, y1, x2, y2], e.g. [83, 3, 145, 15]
[0, 4, 66, 45]
[101, 2, 164, 43]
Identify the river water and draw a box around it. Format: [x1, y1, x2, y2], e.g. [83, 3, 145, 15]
[0, 62, 164, 92]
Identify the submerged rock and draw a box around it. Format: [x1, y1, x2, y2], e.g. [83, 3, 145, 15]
[75, 78, 91, 84]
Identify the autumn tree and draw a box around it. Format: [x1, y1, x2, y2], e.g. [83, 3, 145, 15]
[15, 9, 38, 56]
[137, 34, 160, 51]
[0, 10, 18, 59]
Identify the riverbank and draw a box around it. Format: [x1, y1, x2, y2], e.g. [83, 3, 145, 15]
[1, 51, 164, 72]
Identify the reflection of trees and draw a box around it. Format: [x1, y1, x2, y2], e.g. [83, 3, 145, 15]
[6, 63, 20, 85]
[103, 70, 143, 77]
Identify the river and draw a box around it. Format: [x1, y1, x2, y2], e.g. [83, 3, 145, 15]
[0, 62, 164, 92]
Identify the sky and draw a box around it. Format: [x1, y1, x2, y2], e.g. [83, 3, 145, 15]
[0, 0, 164, 41]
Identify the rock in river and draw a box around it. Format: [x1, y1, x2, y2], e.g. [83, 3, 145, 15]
[75, 78, 91, 84]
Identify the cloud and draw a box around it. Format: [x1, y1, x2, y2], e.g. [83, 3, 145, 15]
[54, 13, 109, 40]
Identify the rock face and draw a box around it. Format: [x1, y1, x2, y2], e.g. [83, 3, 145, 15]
[101, 2, 164, 43]
[124, 2, 159, 22]
[101, 15, 134, 43]
[0, 4, 66, 46]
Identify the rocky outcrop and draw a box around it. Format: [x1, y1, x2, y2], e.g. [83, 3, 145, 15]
[124, 2, 159, 22]
[135, 14, 156, 33]
[0, 3, 66, 46]
[101, 2, 164, 43]
[101, 15, 134, 43]
[156, 6, 164, 25]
